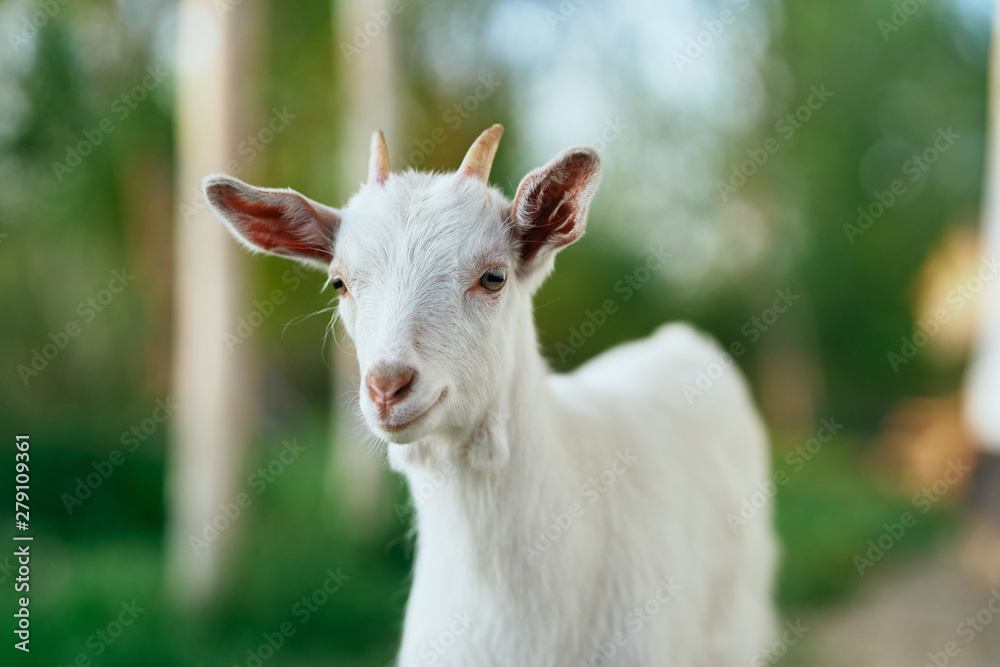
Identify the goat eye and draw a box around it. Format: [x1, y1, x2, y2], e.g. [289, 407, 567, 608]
[330, 275, 348, 296]
[479, 267, 507, 292]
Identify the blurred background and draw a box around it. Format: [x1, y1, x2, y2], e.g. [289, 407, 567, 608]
[1, 0, 998, 664]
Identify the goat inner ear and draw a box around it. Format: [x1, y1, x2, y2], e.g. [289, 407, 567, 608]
[520, 191, 580, 263]
[511, 148, 602, 268]
[241, 218, 333, 263]
[203, 174, 340, 268]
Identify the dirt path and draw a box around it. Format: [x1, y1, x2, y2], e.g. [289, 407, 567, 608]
[786, 546, 1000, 666]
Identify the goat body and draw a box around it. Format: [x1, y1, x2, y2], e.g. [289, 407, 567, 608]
[395, 323, 776, 666]
[204, 125, 778, 666]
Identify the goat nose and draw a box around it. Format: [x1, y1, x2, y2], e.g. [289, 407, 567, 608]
[367, 368, 416, 412]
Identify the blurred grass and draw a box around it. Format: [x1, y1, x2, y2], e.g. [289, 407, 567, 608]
[2, 424, 957, 666]
[774, 433, 955, 609]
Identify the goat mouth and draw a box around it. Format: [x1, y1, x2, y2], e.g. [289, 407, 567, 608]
[378, 390, 447, 433]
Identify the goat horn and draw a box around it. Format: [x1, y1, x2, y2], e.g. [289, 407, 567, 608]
[368, 130, 390, 185]
[458, 124, 504, 183]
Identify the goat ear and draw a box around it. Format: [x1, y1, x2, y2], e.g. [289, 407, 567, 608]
[510, 146, 602, 271]
[202, 174, 340, 269]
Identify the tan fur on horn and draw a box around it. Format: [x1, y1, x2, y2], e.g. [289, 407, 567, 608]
[458, 124, 504, 183]
[368, 130, 390, 185]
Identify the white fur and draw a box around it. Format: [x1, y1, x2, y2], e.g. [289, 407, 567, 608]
[394, 321, 778, 666]
[205, 147, 778, 666]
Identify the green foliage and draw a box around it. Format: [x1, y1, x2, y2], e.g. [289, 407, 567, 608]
[763, 0, 987, 426]
[773, 436, 953, 607]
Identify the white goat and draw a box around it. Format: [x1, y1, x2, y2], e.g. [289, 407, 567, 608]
[204, 125, 777, 666]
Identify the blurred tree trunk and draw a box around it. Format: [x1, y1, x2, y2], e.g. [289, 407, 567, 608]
[165, 0, 254, 609]
[965, 4, 1000, 452]
[324, 0, 399, 535]
[120, 156, 173, 396]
